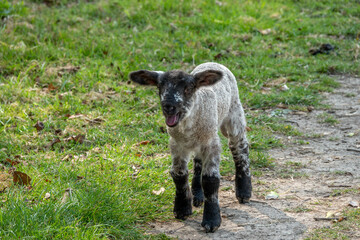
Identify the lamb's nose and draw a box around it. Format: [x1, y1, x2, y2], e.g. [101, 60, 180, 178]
[162, 104, 176, 114]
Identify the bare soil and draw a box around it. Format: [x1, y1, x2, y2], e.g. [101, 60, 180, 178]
[148, 76, 360, 240]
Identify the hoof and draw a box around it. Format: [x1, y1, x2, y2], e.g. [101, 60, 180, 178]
[174, 205, 192, 220]
[237, 196, 250, 204]
[201, 220, 220, 233]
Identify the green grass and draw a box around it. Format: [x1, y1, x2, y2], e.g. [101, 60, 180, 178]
[1, 0, 360, 238]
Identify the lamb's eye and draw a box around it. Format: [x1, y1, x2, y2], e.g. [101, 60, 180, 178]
[184, 87, 191, 95]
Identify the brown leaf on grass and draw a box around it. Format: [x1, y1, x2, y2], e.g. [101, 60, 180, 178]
[64, 134, 85, 144]
[34, 121, 44, 132]
[87, 117, 104, 125]
[61, 188, 72, 204]
[307, 106, 314, 112]
[49, 138, 61, 148]
[61, 154, 73, 161]
[47, 83, 58, 92]
[54, 129, 62, 135]
[67, 114, 86, 120]
[135, 140, 150, 146]
[12, 171, 31, 186]
[214, 53, 224, 60]
[264, 77, 287, 87]
[260, 87, 272, 94]
[76, 176, 85, 181]
[245, 126, 252, 132]
[4, 158, 21, 166]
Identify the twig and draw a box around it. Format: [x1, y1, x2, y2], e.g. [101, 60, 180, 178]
[314, 217, 347, 221]
[328, 185, 352, 188]
[347, 148, 360, 153]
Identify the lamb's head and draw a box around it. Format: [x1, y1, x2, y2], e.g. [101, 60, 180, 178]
[129, 69, 223, 127]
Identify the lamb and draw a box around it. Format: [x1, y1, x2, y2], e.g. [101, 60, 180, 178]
[129, 62, 252, 233]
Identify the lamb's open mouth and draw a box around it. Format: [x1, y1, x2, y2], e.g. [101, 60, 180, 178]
[165, 112, 181, 127]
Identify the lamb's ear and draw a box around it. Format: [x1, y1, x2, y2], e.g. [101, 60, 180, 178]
[129, 70, 163, 86]
[194, 70, 223, 88]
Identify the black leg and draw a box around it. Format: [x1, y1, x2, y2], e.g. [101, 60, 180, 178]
[230, 141, 252, 203]
[201, 175, 221, 233]
[191, 158, 204, 207]
[171, 171, 192, 220]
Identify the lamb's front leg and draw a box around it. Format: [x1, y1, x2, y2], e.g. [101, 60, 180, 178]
[201, 138, 222, 233]
[170, 143, 192, 220]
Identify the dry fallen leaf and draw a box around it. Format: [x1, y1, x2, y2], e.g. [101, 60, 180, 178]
[87, 117, 104, 125]
[64, 134, 85, 144]
[152, 187, 165, 195]
[34, 121, 44, 132]
[49, 138, 61, 148]
[264, 77, 287, 87]
[76, 176, 85, 181]
[73, 134, 85, 143]
[61, 188, 72, 204]
[3, 158, 21, 166]
[62, 154, 73, 161]
[12, 171, 31, 186]
[260, 87, 272, 94]
[54, 129, 62, 135]
[47, 83, 57, 92]
[67, 114, 86, 120]
[135, 140, 150, 146]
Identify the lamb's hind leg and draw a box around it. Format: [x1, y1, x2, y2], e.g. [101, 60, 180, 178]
[221, 106, 252, 203]
[191, 157, 204, 207]
[230, 134, 252, 203]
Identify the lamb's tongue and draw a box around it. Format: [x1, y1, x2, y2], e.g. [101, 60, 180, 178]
[166, 114, 178, 127]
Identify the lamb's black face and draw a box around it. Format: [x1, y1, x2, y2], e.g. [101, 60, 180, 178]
[157, 71, 197, 127]
[129, 68, 223, 128]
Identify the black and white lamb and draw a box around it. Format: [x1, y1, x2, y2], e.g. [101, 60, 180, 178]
[129, 62, 252, 233]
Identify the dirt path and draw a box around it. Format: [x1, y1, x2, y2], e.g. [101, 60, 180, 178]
[149, 76, 360, 240]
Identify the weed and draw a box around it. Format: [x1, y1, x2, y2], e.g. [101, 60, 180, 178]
[317, 113, 339, 125]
